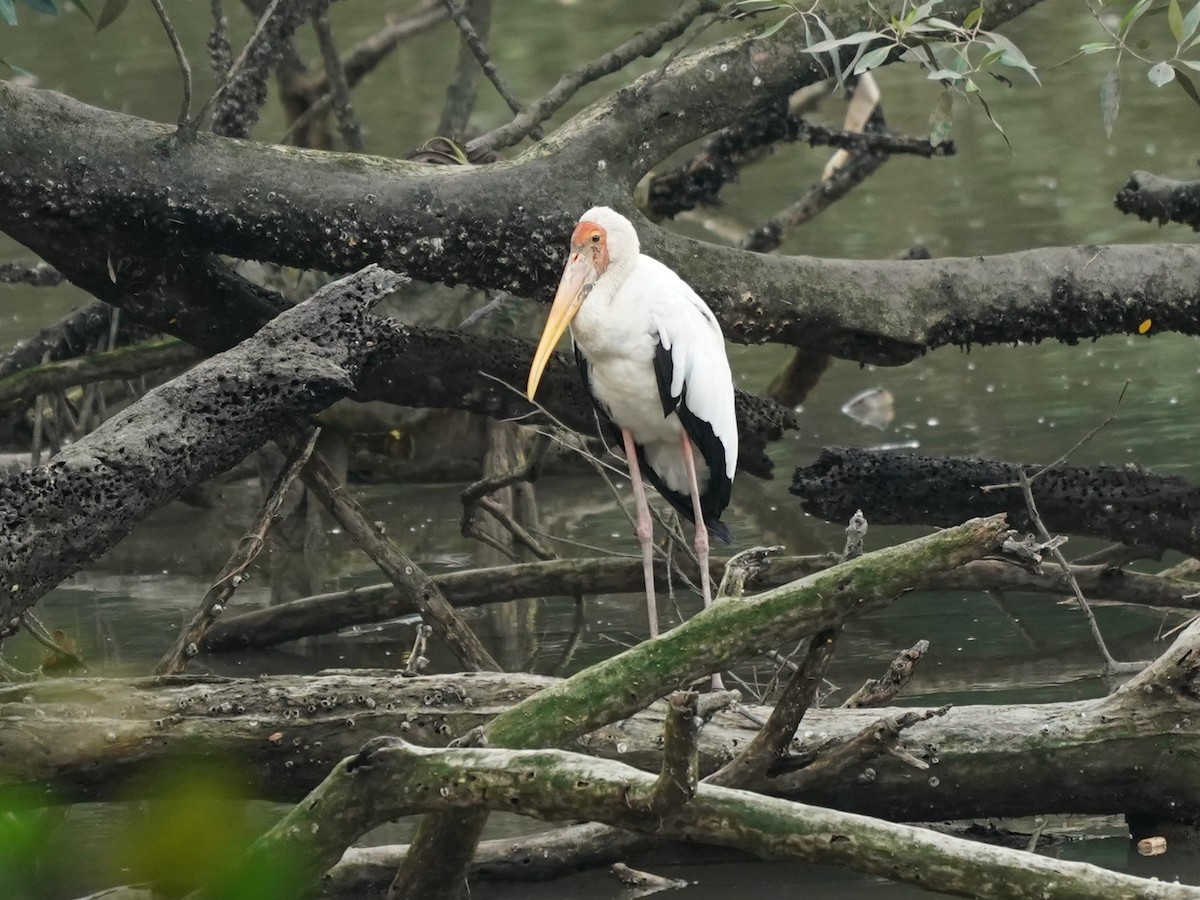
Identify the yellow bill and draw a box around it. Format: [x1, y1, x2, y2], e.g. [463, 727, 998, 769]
[526, 254, 598, 400]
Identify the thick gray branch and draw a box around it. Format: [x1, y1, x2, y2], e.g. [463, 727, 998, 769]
[0, 267, 404, 627]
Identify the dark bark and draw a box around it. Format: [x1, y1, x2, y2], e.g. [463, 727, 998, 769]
[792, 447, 1200, 557]
[0, 266, 404, 629]
[202, 553, 1200, 653]
[1, 222, 791, 477]
[21, 2, 1193, 375]
[1115, 170, 1200, 230]
[0, 301, 149, 380]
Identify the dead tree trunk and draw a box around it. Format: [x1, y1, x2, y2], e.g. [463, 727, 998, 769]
[791, 447, 1200, 556]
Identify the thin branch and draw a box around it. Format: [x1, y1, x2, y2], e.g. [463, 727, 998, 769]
[1016, 469, 1144, 676]
[300, 450, 501, 672]
[311, 6, 364, 152]
[440, 0, 534, 131]
[469, 0, 721, 154]
[404, 623, 433, 676]
[149, 0, 194, 133]
[154, 427, 321, 675]
[0, 339, 201, 407]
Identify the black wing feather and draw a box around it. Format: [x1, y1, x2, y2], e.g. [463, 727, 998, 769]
[648, 340, 733, 544]
[576, 341, 733, 545]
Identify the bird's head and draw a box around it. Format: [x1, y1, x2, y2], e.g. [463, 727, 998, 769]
[527, 207, 638, 401]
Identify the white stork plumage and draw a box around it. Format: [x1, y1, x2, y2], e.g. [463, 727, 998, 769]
[526, 206, 739, 639]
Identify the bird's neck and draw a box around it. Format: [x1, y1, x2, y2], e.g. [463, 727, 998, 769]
[571, 258, 638, 354]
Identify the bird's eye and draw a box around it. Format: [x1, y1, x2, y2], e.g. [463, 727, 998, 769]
[590, 233, 601, 243]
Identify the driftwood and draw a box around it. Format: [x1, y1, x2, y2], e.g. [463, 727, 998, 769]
[792, 447, 1200, 557]
[0, 266, 404, 632]
[201, 553, 1200, 653]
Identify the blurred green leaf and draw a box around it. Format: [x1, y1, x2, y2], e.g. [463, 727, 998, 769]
[1171, 0, 1185, 40]
[0, 58, 32, 75]
[926, 67, 965, 81]
[1186, 0, 1200, 40]
[852, 44, 892, 74]
[1171, 64, 1200, 109]
[963, 4, 984, 29]
[0, 0, 17, 25]
[1100, 66, 1120, 136]
[95, 0, 127, 31]
[62, 0, 92, 21]
[804, 30, 883, 54]
[985, 32, 1041, 84]
[1118, 0, 1154, 38]
[20, 0, 58, 14]
[1079, 41, 1115, 53]
[754, 16, 789, 40]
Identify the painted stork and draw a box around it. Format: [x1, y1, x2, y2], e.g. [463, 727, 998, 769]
[526, 206, 738, 639]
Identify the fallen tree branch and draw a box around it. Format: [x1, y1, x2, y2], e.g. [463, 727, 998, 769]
[792, 447, 1200, 558]
[202, 553, 1199, 653]
[0, 338, 201, 408]
[12, 615, 1200, 834]
[300, 450, 500, 673]
[0, 266, 404, 629]
[1115, 170, 1200, 230]
[203, 737, 1200, 900]
[375, 516, 1011, 897]
[154, 426, 321, 675]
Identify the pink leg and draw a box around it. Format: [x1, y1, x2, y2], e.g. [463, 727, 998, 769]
[622, 428, 659, 638]
[680, 432, 724, 690]
[679, 432, 713, 610]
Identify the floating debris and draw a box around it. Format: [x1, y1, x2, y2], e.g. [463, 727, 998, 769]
[841, 387, 895, 429]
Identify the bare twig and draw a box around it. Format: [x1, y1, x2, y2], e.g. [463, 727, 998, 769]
[301, 450, 500, 672]
[842, 639, 930, 708]
[311, 7, 364, 152]
[154, 427, 321, 675]
[278, 2, 448, 146]
[458, 289, 512, 329]
[440, 0, 533, 132]
[469, 0, 720, 154]
[641, 690, 700, 814]
[1016, 470, 1144, 676]
[149, 0, 194, 133]
[404, 624, 433, 676]
[437, 0, 491, 138]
